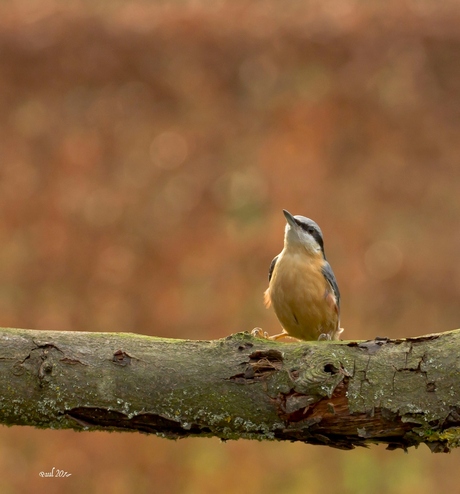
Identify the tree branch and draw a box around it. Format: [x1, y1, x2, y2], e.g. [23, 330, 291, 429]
[1, 326, 459, 452]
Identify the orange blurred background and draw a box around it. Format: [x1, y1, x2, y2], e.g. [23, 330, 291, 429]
[1, 1, 460, 492]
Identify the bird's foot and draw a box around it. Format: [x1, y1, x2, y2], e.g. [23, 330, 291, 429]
[319, 327, 344, 341]
[251, 328, 297, 341]
[251, 327, 270, 339]
[269, 330, 292, 341]
[332, 326, 344, 340]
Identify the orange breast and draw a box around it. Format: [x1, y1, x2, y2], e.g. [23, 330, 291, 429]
[266, 251, 339, 341]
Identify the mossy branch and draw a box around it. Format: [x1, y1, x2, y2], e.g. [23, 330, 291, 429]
[1, 327, 460, 452]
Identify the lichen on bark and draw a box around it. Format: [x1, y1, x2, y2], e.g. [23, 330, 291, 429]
[0, 326, 460, 452]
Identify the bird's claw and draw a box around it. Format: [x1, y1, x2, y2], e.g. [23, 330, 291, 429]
[319, 327, 344, 341]
[251, 327, 270, 339]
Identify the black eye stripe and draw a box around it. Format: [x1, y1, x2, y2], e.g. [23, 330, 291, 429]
[292, 216, 326, 257]
[295, 219, 324, 250]
[296, 221, 315, 234]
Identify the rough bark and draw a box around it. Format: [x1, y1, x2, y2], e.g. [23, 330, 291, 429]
[1, 326, 459, 452]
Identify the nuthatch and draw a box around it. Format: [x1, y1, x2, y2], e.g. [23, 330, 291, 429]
[255, 210, 343, 341]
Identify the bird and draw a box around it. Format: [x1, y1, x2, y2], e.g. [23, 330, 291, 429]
[254, 210, 342, 341]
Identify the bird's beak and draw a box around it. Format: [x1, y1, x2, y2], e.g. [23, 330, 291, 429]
[283, 210, 297, 229]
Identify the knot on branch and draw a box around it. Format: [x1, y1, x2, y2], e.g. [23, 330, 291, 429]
[291, 348, 348, 398]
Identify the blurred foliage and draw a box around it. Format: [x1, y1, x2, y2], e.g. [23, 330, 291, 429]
[1, 0, 460, 492]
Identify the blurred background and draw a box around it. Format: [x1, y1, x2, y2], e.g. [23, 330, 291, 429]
[1, 0, 460, 492]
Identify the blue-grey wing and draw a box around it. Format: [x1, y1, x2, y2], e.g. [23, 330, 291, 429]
[322, 261, 340, 311]
[268, 255, 279, 282]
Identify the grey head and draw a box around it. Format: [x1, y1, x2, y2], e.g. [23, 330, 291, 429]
[283, 209, 325, 257]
